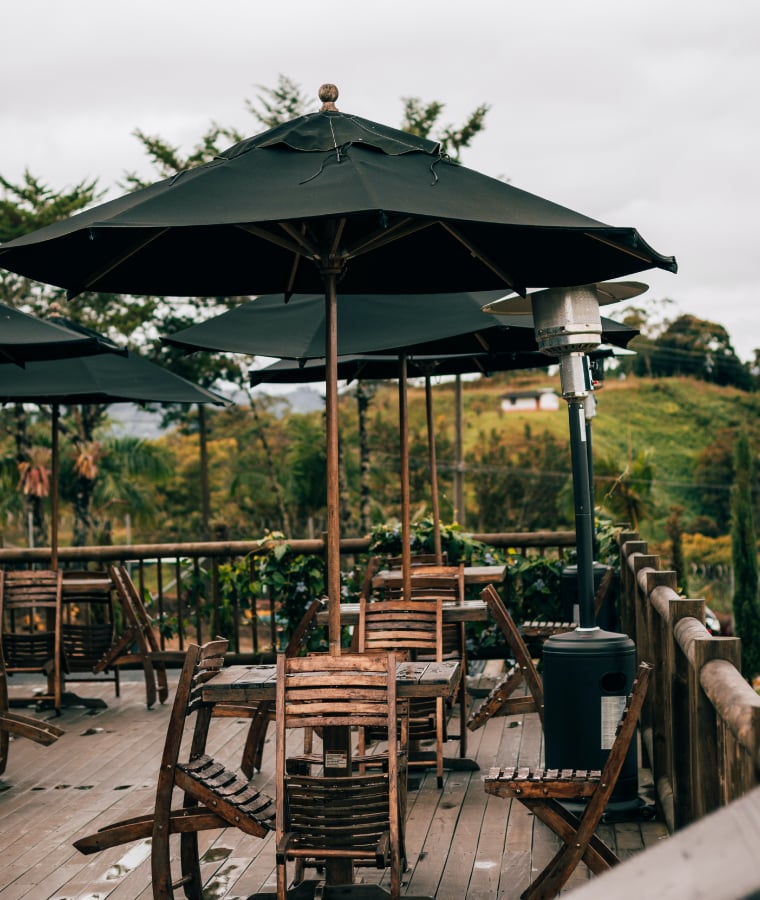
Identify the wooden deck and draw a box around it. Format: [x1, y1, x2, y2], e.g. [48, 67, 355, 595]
[0, 664, 668, 899]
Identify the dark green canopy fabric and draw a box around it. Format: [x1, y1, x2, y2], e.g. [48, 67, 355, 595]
[249, 345, 624, 386]
[0, 108, 676, 298]
[0, 351, 228, 406]
[164, 290, 638, 361]
[0, 301, 119, 366]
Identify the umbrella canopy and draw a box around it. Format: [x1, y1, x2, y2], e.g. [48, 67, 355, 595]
[0, 350, 229, 406]
[165, 289, 640, 361]
[0, 97, 676, 299]
[0, 350, 228, 567]
[0, 84, 675, 653]
[0, 301, 121, 366]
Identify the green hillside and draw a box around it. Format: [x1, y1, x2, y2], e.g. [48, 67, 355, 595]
[395, 370, 760, 542]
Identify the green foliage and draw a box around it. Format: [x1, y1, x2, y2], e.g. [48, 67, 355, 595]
[731, 433, 760, 679]
[400, 97, 490, 161]
[369, 517, 502, 569]
[249, 539, 328, 652]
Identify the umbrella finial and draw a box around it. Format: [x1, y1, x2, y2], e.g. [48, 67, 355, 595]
[319, 83, 339, 111]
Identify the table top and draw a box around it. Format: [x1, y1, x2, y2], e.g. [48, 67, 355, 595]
[317, 598, 488, 627]
[202, 659, 461, 702]
[372, 564, 505, 586]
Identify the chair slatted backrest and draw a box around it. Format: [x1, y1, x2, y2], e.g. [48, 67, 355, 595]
[358, 596, 443, 659]
[275, 651, 406, 899]
[0, 569, 63, 710]
[358, 593, 446, 787]
[60, 570, 118, 692]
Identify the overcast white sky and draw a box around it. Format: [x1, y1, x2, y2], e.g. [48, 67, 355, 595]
[3, 0, 758, 360]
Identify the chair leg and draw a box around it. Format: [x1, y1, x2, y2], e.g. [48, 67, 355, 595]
[142, 657, 158, 709]
[0, 728, 8, 776]
[436, 696, 444, 788]
[276, 857, 288, 900]
[151, 823, 173, 899]
[179, 831, 203, 900]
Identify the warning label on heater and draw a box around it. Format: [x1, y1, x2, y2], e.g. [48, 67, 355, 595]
[324, 752, 348, 769]
[600, 695, 626, 749]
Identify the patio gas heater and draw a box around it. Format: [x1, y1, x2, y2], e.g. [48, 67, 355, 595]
[485, 282, 646, 806]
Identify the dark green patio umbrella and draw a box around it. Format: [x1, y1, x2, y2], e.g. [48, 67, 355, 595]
[0, 301, 121, 366]
[0, 84, 675, 653]
[0, 349, 228, 568]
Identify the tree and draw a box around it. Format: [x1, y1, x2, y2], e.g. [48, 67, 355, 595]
[595, 449, 656, 531]
[730, 432, 760, 680]
[693, 428, 737, 534]
[665, 505, 689, 595]
[646, 314, 751, 390]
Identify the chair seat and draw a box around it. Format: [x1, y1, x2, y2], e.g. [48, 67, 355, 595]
[485, 765, 604, 801]
[176, 754, 275, 834]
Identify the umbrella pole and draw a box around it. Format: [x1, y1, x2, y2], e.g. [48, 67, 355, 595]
[425, 375, 443, 564]
[398, 354, 412, 600]
[324, 274, 341, 656]
[51, 403, 59, 571]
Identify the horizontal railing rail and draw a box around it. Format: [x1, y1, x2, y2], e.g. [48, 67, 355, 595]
[0, 530, 576, 655]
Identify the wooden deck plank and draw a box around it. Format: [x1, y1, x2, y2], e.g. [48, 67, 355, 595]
[0, 668, 666, 899]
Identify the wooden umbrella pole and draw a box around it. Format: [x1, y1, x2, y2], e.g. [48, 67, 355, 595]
[398, 354, 412, 600]
[324, 274, 342, 656]
[51, 403, 59, 571]
[425, 375, 443, 564]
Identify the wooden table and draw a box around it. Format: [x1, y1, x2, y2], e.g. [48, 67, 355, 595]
[371, 564, 505, 588]
[202, 659, 461, 704]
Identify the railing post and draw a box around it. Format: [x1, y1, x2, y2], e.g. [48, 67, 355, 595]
[669, 600, 706, 830]
[632, 553, 659, 660]
[619, 539, 646, 639]
[644, 571, 678, 776]
[690, 635, 742, 820]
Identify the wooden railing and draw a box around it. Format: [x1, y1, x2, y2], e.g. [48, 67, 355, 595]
[0, 530, 575, 655]
[618, 531, 760, 834]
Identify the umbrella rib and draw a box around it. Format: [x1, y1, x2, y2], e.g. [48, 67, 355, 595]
[345, 217, 431, 259]
[583, 232, 659, 265]
[278, 222, 321, 257]
[236, 223, 318, 261]
[68, 228, 170, 297]
[438, 222, 525, 296]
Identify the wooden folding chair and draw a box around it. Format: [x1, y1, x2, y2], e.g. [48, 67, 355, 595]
[467, 584, 545, 731]
[100, 564, 169, 709]
[484, 661, 652, 900]
[73, 638, 275, 900]
[59, 570, 121, 699]
[0, 633, 63, 775]
[275, 651, 407, 900]
[0, 568, 63, 711]
[358, 591, 447, 787]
